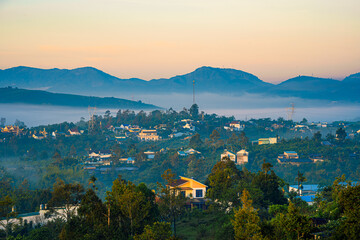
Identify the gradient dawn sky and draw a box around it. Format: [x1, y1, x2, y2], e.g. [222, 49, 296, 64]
[1, 0, 359, 82]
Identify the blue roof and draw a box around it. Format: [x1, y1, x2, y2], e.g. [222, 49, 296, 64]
[300, 195, 315, 203]
[285, 151, 297, 154]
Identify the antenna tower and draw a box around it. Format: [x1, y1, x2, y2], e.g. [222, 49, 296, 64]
[286, 103, 295, 121]
[192, 80, 195, 104]
[88, 106, 97, 133]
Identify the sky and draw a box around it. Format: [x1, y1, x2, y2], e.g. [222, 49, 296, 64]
[0, 0, 359, 83]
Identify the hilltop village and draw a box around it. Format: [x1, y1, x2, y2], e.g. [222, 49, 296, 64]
[1, 104, 360, 239]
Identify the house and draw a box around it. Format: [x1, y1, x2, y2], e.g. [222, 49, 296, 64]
[169, 132, 186, 138]
[127, 157, 136, 164]
[88, 150, 112, 159]
[120, 124, 130, 130]
[229, 121, 244, 131]
[144, 150, 155, 159]
[184, 148, 201, 155]
[177, 151, 187, 157]
[224, 121, 244, 131]
[284, 151, 299, 159]
[309, 154, 324, 162]
[119, 157, 135, 164]
[0, 204, 78, 230]
[68, 128, 81, 136]
[277, 151, 299, 163]
[258, 137, 277, 145]
[221, 150, 236, 162]
[138, 129, 160, 141]
[177, 148, 201, 157]
[183, 123, 195, 131]
[277, 151, 314, 165]
[168, 176, 207, 199]
[129, 126, 141, 133]
[32, 133, 45, 140]
[236, 150, 249, 165]
[1, 125, 22, 134]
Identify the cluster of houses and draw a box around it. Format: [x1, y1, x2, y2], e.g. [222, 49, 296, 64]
[1, 125, 24, 135]
[277, 151, 324, 165]
[112, 124, 161, 142]
[83, 148, 160, 171]
[221, 149, 249, 165]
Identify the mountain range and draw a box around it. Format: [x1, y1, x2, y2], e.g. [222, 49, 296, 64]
[0, 66, 359, 102]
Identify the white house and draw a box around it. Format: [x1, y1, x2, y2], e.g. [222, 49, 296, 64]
[221, 150, 236, 162]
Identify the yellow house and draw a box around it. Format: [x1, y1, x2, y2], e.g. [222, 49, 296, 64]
[169, 176, 207, 199]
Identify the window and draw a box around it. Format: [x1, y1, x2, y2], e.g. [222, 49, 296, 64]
[180, 191, 186, 197]
[196, 189, 203, 198]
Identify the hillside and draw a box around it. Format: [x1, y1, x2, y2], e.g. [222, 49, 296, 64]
[0, 87, 160, 109]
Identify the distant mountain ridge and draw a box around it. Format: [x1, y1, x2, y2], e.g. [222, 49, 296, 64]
[0, 66, 359, 102]
[0, 87, 160, 109]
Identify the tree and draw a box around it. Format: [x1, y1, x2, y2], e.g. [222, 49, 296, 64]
[157, 169, 186, 237]
[313, 131, 322, 142]
[335, 127, 347, 142]
[252, 163, 287, 208]
[106, 177, 154, 237]
[239, 131, 249, 148]
[76, 188, 107, 238]
[232, 189, 263, 240]
[189, 104, 199, 119]
[295, 171, 307, 195]
[189, 133, 203, 149]
[0, 195, 16, 238]
[335, 184, 360, 239]
[210, 129, 220, 143]
[206, 159, 241, 207]
[47, 179, 85, 221]
[104, 110, 111, 119]
[227, 132, 240, 151]
[261, 159, 273, 176]
[279, 202, 312, 240]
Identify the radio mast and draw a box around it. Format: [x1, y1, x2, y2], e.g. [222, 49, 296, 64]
[193, 80, 195, 104]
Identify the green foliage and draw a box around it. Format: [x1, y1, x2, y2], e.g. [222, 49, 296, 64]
[134, 222, 172, 240]
[232, 189, 263, 240]
[334, 184, 360, 239]
[206, 159, 241, 208]
[189, 133, 203, 149]
[272, 202, 313, 240]
[106, 176, 157, 237]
